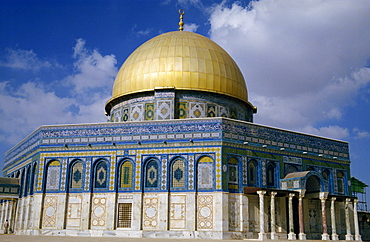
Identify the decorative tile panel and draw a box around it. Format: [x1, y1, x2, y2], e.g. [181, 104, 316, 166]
[188, 155, 195, 189]
[189, 102, 206, 118]
[145, 103, 154, 120]
[156, 100, 172, 120]
[46, 160, 61, 191]
[60, 158, 67, 191]
[207, 104, 217, 117]
[161, 156, 167, 190]
[178, 102, 187, 119]
[130, 104, 144, 122]
[85, 159, 91, 191]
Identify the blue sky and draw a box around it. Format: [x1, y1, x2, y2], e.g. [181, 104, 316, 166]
[1, 0, 370, 203]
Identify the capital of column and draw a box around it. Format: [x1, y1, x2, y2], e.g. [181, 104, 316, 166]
[354, 199, 358, 205]
[270, 191, 277, 197]
[289, 193, 295, 199]
[319, 192, 328, 201]
[346, 198, 352, 204]
[331, 197, 336, 202]
[257, 190, 267, 196]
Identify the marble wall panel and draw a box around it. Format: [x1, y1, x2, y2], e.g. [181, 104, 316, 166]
[197, 194, 213, 230]
[90, 195, 107, 229]
[228, 195, 240, 231]
[143, 194, 159, 230]
[170, 194, 186, 229]
[66, 195, 82, 228]
[42, 195, 58, 228]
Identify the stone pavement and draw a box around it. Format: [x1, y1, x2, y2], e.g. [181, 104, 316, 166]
[0, 235, 356, 242]
[0, 235, 242, 242]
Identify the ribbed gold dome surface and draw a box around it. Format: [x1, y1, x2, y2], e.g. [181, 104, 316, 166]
[109, 31, 248, 104]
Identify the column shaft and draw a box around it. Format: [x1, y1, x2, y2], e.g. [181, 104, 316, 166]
[331, 197, 338, 240]
[288, 193, 296, 240]
[270, 192, 278, 240]
[353, 199, 362, 241]
[345, 198, 354, 240]
[298, 194, 306, 240]
[320, 197, 330, 240]
[257, 190, 267, 240]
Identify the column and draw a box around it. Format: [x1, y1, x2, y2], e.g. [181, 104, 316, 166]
[257, 190, 267, 240]
[298, 193, 306, 240]
[320, 195, 330, 240]
[270, 192, 278, 240]
[345, 198, 354, 240]
[330, 197, 339, 240]
[353, 199, 362, 241]
[288, 193, 296, 240]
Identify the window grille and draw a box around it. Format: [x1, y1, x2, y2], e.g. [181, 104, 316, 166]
[117, 203, 132, 228]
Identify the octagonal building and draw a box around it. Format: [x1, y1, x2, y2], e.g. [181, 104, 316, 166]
[0, 16, 361, 241]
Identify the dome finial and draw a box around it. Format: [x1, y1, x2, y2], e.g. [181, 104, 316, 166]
[178, 9, 185, 31]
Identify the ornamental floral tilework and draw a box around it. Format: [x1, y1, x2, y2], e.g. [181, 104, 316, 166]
[197, 195, 213, 230]
[197, 157, 214, 190]
[161, 156, 167, 190]
[145, 103, 154, 120]
[71, 162, 83, 189]
[61, 159, 67, 190]
[42, 195, 58, 228]
[188, 155, 195, 189]
[91, 195, 107, 228]
[130, 104, 144, 121]
[171, 159, 185, 188]
[145, 160, 159, 189]
[94, 161, 108, 189]
[46, 160, 61, 191]
[85, 159, 91, 190]
[178, 102, 187, 119]
[156, 100, 172, 120]
[120, 161, 133, 188]
[189, 102, 206, 118]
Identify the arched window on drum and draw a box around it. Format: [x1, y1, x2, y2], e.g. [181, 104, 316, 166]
[144, 159, 160, 190]
[119, 160, 133, 189]
[197, 156, 214, 190]
[266, 162, 276, 187]
[337, 171, 345, 194]
[171, 158, 186, 189]
[94, 160, 108, 189]
[247, 159, 258, 187]
[228, 157, 239, 190]
[45, 160, 61, 191]
[70, 161, 84, 190]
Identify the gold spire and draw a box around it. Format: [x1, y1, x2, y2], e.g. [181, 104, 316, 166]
[178, 9, 185, 31]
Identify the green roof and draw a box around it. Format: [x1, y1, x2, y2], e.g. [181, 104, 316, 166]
[351, 177, 368, 193]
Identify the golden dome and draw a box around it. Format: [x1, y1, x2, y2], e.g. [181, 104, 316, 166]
[107, 31, 249, 109]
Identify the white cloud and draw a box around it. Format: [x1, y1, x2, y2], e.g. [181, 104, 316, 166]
[184, 23, 199, 32]
[0, 48, 52, 71]
[66, 39, 117, 102]
[353, 128, 370, 139]
[209, 0, 370, 137]
[0, 40, 117, 146]
[0, 81, 75, 144]
[302, 125, 349, 140]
